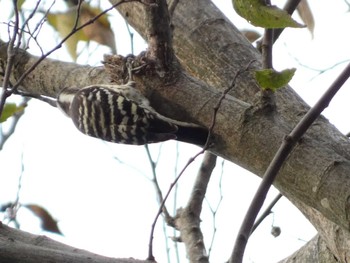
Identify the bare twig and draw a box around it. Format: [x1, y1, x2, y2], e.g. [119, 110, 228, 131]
[206, 159, 224, 258]
[250, 193, 283, 235]
[273, 0, 303, 43]
[261, 31, 273, 69]
[168, 0, 180, 17]
[0, 1, 20, 118]
[19, 0, 42, 49]
[230, 62, 350, 263]
[144, 144, 173, 222]
[147, 148, 206, 261]
[147, 61, 253, 260]
[343, 0, 350, 11]
[171, 143, 180, 263]
[124, 21, 135, 55]
[1, 0, 137, 99]
[259, 4, 276, 108]
[175, 152, 217, 263]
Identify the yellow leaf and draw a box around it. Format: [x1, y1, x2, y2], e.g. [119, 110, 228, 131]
[47, 3, 117, 59]
[80, 4, 116, 53]
[47, 11, 87, 60]
[240, 30, 261, 43]
[0, 103, 25, 123]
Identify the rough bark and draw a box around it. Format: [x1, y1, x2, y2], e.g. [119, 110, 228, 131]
[1, 0, 350, 262]
[278, 235, 339, 263]
[114, 1, 350, 261]
[0, 222, 150, 263]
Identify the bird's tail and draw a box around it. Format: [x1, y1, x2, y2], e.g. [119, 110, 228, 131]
[175, 124, 209, 147]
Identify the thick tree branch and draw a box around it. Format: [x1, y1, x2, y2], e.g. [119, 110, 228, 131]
[144, 0, 174, 71]
[0, 222, 151, 263]
[0, 41, 109, 98]
[1, 0, 350, 261]
[113, 0, 350, 259]
[2, 1, 350, 246]
[278, 235, 339, 263]
[231, 61, 350, 263]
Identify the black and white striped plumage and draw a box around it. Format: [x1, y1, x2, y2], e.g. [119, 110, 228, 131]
[57, 82, 208, 146]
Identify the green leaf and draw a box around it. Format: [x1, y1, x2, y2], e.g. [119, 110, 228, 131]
[255, 68, 296, 91]
[232, 0, 305, 28]
[0, 103, 25, 123]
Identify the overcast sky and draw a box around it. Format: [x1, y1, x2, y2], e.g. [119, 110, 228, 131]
[1, 0, 350, 262]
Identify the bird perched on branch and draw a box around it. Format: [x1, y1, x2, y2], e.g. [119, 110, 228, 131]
[57, 79, 208, 146]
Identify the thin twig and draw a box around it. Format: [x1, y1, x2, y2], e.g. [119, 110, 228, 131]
[147, 62, 254, 260]
[144, 144, 172, 221]
[168, 0, 180, 17]
[259, 8, 276, 108]
[172, 143, 180, 263]
[0, 1, 20, 118]
[147, 148, 206, 261]
[250, 193, 283, 235]
[19, 0, 42, 48]
[206, 158, 225, 258]
[3, 0, 137, 98]
[124, 21, 135, 55]
[261, 30, 273, 69]
[176, 152, 217, 262]
[230, 62, 350, 263]
[343, 0, 350, 11]
[273, 0, 303, 43]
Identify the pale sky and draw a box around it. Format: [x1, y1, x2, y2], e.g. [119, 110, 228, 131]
[1, 0, 350, 262]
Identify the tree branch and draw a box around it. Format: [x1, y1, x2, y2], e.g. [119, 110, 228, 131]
[231, 61, 350, 263]
[1, 0, 350, 261]
[113, 3, 350, 256]
[144, 0, 174, 71]
[278, 235, 339, 263]
[0, 222, 152, 263]
[174, 152, 217, 263]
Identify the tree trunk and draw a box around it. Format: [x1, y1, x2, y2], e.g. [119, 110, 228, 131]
[115, 1, 350, 261]
[1, 0, 350, 262]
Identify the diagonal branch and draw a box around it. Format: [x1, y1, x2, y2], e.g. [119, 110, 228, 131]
[230, 62, 350, 263]
[273, 0, 303, 43]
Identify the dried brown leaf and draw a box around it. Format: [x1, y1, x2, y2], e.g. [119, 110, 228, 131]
[25, 204, 62, 235]
[80, 5, 117, 54]
[297, 0, 315, 37]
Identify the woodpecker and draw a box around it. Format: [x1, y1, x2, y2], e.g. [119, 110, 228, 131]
[56, 81, 208, 146]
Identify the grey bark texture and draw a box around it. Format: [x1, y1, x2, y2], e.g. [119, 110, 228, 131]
[1, 0, 350, 262]
[0, 222, 151, 263]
